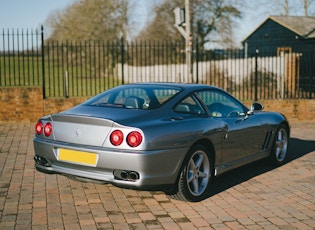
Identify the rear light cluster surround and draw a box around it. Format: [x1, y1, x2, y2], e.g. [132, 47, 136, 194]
[35, 120, 143, 148]
[110, 130, 124, 146]
[35, 121, 53, 137]
[110, 129, 143, 147]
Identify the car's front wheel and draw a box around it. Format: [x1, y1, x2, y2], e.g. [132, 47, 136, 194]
[170, 145, 213, 202]
[270, 124, 289, 165]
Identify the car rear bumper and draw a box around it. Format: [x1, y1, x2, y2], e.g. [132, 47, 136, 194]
[33, 137, 187, 189]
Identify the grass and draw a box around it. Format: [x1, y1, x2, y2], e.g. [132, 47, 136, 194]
[0, 56, 42, 86]
[0, 56, 122, 98]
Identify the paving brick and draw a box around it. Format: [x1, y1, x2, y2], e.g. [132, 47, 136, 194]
[138, 212, 156, 221]
[0, 121, 314, 229]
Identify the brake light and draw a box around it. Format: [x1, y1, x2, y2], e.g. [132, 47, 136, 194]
[110, 130, 124, 146]
[44, 122, 53, 137]
[127, 131, 142, 147]
[35, 121, 43, 135]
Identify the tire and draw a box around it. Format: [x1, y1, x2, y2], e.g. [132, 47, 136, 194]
[270, 124, 289, 165]
[169, 145, 213, 202]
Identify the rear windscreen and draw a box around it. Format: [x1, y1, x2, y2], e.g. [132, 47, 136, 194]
[86, 85, 182, 110]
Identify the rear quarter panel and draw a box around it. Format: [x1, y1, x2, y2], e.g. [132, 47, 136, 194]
[138, 115, 223, 157]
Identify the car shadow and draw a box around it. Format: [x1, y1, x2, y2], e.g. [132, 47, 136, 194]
[208, 137, 315, 197]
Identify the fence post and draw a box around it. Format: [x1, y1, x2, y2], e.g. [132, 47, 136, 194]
[41, 25, 46, 99]
[255, 48, 259, 101]
[310, 52, 314, 99]
[65, 70, 69, 98]
[195, 38, 199, 84]
[121, 37, 124, 84]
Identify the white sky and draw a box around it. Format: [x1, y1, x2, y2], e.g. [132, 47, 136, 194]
[0, 0, 312, 47]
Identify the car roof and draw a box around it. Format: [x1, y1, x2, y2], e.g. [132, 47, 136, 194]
[123, 82, 219, 91]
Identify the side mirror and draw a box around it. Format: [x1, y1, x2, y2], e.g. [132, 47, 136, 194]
[251, 102, 264, 111]
[247, 102, 264, 116]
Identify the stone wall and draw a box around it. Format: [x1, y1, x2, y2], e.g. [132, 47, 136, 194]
[0, 87, 314, 123]
[0, 87, 44, 122]
[0, 87, 87, 122]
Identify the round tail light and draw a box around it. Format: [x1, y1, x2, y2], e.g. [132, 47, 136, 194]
[127, 131, 142, 147]
[35, 121, 43, 135]
[44, 122, 53, 137]
[110, 130, 124, 146]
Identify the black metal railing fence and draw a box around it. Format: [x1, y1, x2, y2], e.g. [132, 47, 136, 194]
[0, 28, 42, 87]
[0, 27, 314, 100]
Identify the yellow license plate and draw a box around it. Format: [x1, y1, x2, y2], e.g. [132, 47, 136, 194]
[58, 149, 98, 166]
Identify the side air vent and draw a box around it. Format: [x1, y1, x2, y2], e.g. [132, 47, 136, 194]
[261, 130, 274, 150]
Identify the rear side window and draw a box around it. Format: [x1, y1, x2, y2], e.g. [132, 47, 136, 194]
[152, 88, 180, 105]
[174, 95, 206, 115]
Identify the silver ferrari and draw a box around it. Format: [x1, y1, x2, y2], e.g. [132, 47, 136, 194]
[34, 83, 290, 202]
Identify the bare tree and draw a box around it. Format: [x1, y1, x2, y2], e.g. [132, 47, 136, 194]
[136, 0, 242, 48]
[262, 0, 315, 16]
[250, 0, 290, 16]
[301, 0, 315, 16]
[192, 0, 242, 48]
[135, 0, 183, 41]
[46, 0, 133, 41]
[275, 0, 290, 15]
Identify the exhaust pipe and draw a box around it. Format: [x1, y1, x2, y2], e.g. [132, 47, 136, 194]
[120, 171, 129, 180]
[129, 171, 139, 180]
[34, 155, 50, 166]
[115, 170, 140, 181]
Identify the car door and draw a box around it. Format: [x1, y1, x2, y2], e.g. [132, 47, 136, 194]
[220, 114, 265, 161]
[196, 89, 265, 166]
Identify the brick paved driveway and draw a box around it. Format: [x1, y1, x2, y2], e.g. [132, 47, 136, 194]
[0, 121, 314, 229]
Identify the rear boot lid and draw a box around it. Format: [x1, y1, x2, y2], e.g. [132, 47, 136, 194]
[51, 114, 114, 146]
